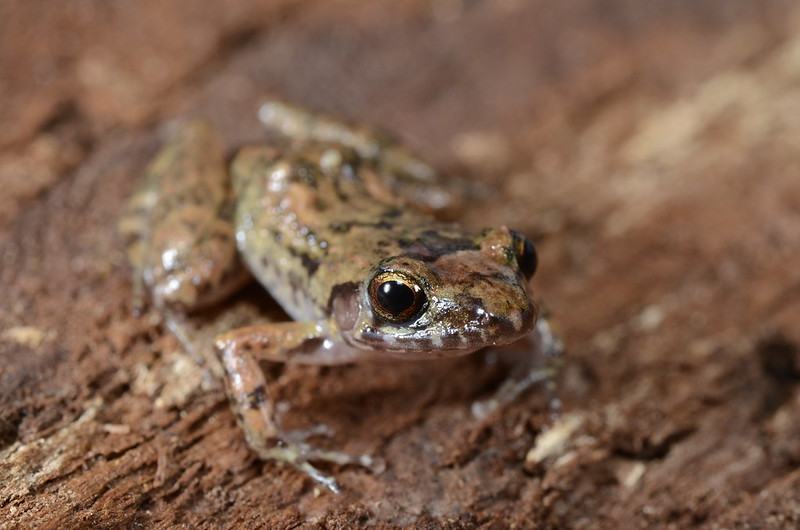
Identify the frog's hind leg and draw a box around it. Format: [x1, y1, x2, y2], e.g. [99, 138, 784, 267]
[120, 121, 252, 380]
[257, 99, 463, 216]
[119, 121, 251, 314]
[214, 320, 384, 494]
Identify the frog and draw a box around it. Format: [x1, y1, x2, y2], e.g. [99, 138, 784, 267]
[119, 99, 562, 493]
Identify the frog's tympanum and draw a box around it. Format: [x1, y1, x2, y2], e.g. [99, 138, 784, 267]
[120, 101, 561, 493]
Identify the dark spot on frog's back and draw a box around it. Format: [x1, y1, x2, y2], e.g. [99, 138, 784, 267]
[399, 231, 478, 258]
[313, 197, 329, 212]
[327, 207, 402, 233]
[158, 184, 215, 213]
[469, 270, 509, 283]
[275, 229, 323, 276]
[290, 160, 321, 188]
[300, 253, 320, 276]
[287, 270, 306, 298]
[329, 220, 395, 233]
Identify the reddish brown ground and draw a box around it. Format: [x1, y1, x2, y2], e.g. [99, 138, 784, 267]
[2, 1, 800, 528]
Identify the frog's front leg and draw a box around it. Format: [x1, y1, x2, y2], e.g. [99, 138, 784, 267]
[471, 317, 564, 420]
[214, 320, 384, 493]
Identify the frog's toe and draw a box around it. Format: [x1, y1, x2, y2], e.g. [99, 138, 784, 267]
[471, 365, 559, 420]
[295, 459, 342, 494]
[282, 423, 335, 443]
[261, 442, 384, 493]
[299, 446, 386, 475]
[471, 397, 499, 420]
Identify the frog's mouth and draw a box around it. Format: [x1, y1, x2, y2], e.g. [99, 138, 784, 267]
[347, 305, 537, 358]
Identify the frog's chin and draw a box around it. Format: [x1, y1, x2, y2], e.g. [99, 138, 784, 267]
[345, 306, 536, 357]
[369, 345, 482, 361]
[347, 326, 530, 359]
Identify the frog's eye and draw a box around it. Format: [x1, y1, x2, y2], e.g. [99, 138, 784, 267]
[368, 271, 427, 323]
[511, 231, 538, 279]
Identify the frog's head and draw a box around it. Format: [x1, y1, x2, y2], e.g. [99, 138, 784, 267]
[334, 226, 539, 359]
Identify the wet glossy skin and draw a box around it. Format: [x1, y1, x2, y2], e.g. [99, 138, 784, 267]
[120, 101, 551, 493]
[231, 142, 538, 358]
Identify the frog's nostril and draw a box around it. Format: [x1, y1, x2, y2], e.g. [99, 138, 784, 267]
[474, 306, 491, 325]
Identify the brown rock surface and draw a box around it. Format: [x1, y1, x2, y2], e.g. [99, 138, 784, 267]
[2, 1, 800, 528]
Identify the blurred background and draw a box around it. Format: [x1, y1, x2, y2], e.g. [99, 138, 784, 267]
[2, 1, 799, 527]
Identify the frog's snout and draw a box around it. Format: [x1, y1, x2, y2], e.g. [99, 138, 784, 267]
[455, 290, 537, 348]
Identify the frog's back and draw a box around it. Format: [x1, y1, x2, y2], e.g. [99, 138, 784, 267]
[230, 143, 465, 322]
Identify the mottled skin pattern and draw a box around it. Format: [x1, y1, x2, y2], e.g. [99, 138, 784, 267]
[231, 143, 536, 356]
[121, 100, 559, 493]
[119, 122, 248, 311]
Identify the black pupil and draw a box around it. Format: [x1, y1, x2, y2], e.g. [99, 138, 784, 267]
[516, 235, 538, 278]
[376, 280, 415, 315]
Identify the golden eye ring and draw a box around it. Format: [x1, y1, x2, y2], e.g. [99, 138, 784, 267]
[367, 271, 427, 323]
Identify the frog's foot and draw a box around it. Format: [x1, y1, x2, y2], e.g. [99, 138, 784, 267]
[471, 365, 559, 420]
[216, 320, 388, 493]
[270, 411, 385, 492]
[258, 440, 386, 494]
